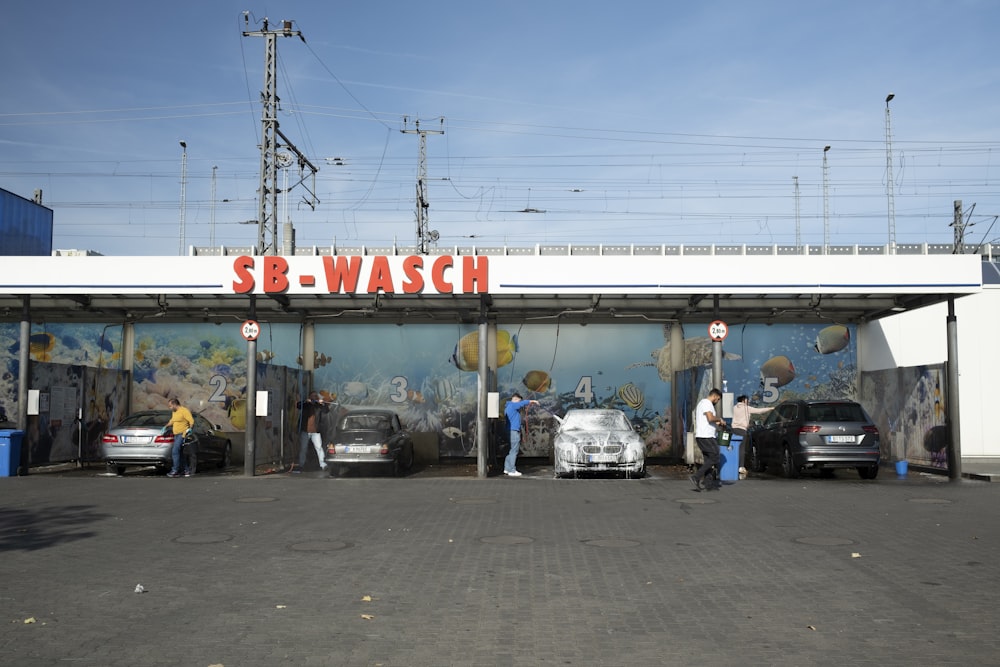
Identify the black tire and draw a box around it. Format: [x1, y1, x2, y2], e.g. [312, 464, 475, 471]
[749, 443, 765, 473]
[217, 441, 232, 469]
[857, 465, 879, 480]
[781, 446, 800, 479]
[399, 443, 415, 471]
[113, 464, 126, 476]
[819, 468, 836, 478]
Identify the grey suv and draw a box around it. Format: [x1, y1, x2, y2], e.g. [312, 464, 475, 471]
[748, 400, 880, 479]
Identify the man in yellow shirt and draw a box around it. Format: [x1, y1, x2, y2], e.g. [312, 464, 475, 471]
[166, 398, 195, 477]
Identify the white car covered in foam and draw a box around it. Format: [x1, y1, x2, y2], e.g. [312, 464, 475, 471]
[553, 408, 645, 478]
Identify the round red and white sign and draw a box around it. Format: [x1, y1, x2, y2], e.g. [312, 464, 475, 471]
[708, 320, 728, 342]
[241, 319, 260, 341]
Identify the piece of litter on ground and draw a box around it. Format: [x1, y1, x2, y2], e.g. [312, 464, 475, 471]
[361, 595, 373, 602]
[361, 614, 375, 620]
[24, 617, 35, 624]
[134, 584, 145, 594]
[275, 605, 287, 609]
[851, 552, 862, 558]
[807, 625, 817, 631]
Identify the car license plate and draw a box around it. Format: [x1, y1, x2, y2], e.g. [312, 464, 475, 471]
[122, 436, 151, 445]
[588, 454, 617, 463]
[345, 445, 374, 454]
[827, 435, 856, 443]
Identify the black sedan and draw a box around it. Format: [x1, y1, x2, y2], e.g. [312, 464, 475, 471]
[100, 410, 232, 476]
[748, 400, 881, 479]
[325, 409, 415, 476]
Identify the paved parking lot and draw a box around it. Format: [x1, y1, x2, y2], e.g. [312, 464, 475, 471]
[1, 463, 998, 666]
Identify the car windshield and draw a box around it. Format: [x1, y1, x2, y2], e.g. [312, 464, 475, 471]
[806, 403, 868, 422]
[561, 411, 631, 431]
[118, 412, 169, 428]
[341, 414, 391, 431]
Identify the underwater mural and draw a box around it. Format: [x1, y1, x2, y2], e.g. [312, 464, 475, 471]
[0, 318, 863, 464]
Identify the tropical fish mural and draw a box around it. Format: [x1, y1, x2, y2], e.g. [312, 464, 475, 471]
[522, 369, 552, 393]
[814, 325, 850, 354]
[760, 355, 796, 388]
[7, 332, 58, 362]
[422, 376, 457, 404]
[450, 330, 518, 372]
[617, 382, 645, 410]
[627, 323, 741, 382]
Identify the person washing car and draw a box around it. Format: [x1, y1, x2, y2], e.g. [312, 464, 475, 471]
[294, 391, 329, 473]
[503, 392, 538, 477]
[165, 398, 195, 478]
[731, 394, 773, 478]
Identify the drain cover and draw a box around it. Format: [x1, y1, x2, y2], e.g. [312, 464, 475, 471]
[290, 540, 352, 552]
[173, 533, 233, 545]
[479, 535, 533, 545]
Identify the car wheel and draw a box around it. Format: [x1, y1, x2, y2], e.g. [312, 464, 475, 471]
[217, 441, 232, 469]
[399, 443, 415, 471]
[749, 443, 765, 473]
[112, 464, 126, 476]
[857, 465, 879, 480]
[781, 446, 800, 479]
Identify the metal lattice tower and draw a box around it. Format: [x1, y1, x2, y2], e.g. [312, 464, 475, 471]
[885, 93, 897, 254]
[243, 18, 308, 255]
[402, 118, 444, 254]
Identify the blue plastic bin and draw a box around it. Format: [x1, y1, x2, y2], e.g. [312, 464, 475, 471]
[718, 434, 743, 482]
[0, 429, 24, 477]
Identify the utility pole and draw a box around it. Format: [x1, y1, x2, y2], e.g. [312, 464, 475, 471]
[792, 176, 801, 248]
[401, 117, 444, 254]
[951, 200, 965, 254]
[210, 165, 217, 247]
[242, 16, 318, 255]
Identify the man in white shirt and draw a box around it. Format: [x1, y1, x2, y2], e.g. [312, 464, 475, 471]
[691, 388, 725, 491]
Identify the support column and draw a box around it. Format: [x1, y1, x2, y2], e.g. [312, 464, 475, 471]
[946, 298, 962, 481]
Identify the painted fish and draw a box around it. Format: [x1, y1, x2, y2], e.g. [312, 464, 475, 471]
[442, 426, 463, 439]
[760, 355, 796, 388]
[627, 324, 741, 382]
[450, 330, 518, 372]
[256, 349, 275, 363]
[522, 370, 552, 393]
[342, 382, 369, 399]
[423, 376, 456, 404]
[228, 398, 247, 430]
[617, 382, 644, 410]
[814, 325, 850, 354]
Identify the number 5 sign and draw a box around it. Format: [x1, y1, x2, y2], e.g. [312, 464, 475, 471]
[708, 320, 728, 342]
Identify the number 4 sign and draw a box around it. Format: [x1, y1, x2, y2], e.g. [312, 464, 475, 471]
[708, 320, 728, 342]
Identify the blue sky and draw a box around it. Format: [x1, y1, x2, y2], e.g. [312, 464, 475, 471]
[2, 0, 999, 255]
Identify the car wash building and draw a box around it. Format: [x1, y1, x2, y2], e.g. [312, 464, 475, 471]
[0, 243, 994, 478]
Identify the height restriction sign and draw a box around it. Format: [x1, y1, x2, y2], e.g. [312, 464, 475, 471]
[241, 319, 260, 341]
[708, 320, 728, 342]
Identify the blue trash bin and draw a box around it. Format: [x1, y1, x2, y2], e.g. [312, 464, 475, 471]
[718, 433, 743, 482]
[0, 429, 24, 477]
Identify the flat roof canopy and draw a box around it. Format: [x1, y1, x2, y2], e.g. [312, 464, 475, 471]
[0, 245, 986, 325]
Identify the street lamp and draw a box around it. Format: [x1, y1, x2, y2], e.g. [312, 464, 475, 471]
[884, 94, 896, 254]
[179, 141, 188, 256]
[823, 145, 831, 254]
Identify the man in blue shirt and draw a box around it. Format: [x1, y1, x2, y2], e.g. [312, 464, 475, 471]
[503, 392, 538, 477]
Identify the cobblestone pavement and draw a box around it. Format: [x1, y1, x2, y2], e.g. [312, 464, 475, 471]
[0, 463, 997, 666]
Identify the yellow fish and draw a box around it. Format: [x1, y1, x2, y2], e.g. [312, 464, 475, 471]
[450, 330, 518, 372]
[228, 398, 246, 430]
[760, 356, 796, 388]
[522, 370, 552, 393]
[814, 325, 850, 354]
[617, 382, 644, 410]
